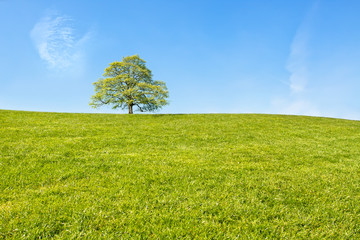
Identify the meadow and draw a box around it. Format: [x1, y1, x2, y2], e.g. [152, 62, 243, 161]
[1, 110, 360, 239]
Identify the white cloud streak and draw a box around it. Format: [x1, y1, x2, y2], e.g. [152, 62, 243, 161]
[287, 28, 309, 93]
[30, 12, 90, 70]
[286, 2, 319, 94]
[286, 1, 320, 94]
[272, 2, 321, 117]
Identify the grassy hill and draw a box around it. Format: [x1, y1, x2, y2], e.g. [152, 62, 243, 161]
[1, 110, 360, 239]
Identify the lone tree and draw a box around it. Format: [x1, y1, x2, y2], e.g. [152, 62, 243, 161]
[90, 55, 169, 114]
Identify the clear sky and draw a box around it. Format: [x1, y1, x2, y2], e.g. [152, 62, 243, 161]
[1, 0, 360, 119]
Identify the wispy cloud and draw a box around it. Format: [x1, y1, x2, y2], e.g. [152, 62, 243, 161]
[272, 2, 321, 117]
[286, 2, 319, 93]
[287, 28, 309, 93]
[30, 11, 90, 70]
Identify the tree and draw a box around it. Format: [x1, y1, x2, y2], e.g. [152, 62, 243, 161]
[90, 55, 169, 114]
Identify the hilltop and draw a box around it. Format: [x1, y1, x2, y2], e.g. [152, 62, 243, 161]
[1, 110, 360, 239]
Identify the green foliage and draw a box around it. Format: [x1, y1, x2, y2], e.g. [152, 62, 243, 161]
[1, 110, 360, 239]
[90, 55, 169, 114]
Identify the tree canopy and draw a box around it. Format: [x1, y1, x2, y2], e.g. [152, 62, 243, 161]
[90, 55, 169, 114]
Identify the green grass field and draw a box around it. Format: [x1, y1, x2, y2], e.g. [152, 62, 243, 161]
[1, 110, 360, 239]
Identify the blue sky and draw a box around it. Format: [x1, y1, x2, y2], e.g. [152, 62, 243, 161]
[1, 0, 360, 119]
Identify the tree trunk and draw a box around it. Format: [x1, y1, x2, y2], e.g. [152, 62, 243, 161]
[128, 104, 133, 114]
